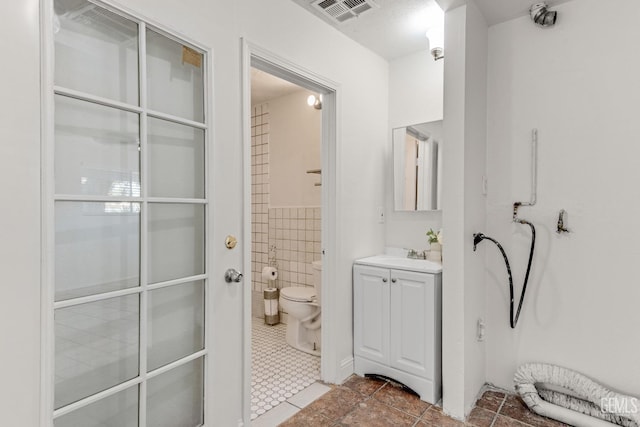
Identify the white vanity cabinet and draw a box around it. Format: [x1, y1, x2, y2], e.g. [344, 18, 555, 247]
[353, 256, 442, 403]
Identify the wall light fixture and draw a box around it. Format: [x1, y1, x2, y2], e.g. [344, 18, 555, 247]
[307, 95, 322, 110]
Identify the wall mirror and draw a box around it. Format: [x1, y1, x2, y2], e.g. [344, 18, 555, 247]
[393, 120, 442, 211]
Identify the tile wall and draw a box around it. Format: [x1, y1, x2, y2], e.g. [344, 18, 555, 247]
[251, 103, 270, 295]
[251, 103, 322, 319]
[267, 206, 321, 290]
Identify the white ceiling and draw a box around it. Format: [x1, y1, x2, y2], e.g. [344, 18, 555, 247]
[251, 68, 305, 105]
[256, 0, 575, 98]
[470, 0, 573, 26]
[289, 0, 575, 60]
[290, 0, 440, 60]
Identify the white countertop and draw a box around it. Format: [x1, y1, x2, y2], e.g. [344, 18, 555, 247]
[354, 255, 442, 274]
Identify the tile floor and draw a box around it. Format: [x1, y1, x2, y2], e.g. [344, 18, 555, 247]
[278, 376, 571, 427]
[251, 318, 321, 421]
[55, 295, 139, 409]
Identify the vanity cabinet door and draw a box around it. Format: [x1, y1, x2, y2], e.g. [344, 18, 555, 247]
[389, 269, 435, 379]
[353, 265, 390, 365]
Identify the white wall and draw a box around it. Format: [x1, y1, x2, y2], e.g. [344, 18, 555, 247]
[0, 0, 389, 425]
[461, 0, 488, 416]
[250, 93, 322, 302]
[386, 50, 444, 250]
[119, 0, 389, 417]
[269, 90, 322, 207]
[485, 0, 640, 396]
[237, 0, 388, 393]
[389, 50, 444, 129]
[441, 5, 467, 418]
[0, 1, 41, 425]
[249, 99, 322, 305]
[441, 0, 488, 419]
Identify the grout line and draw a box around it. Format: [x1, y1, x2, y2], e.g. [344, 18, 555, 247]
[287, 402, 303, 409]
[367, 382, 433, 425]
[488, 395, 507, 427]
[335, 395, 367, 424]
[496, 394, 507, 414]
[369, 381, 388, 398]
[418, 403, 432, 418]
[364, 378, 437, 425]
[385, 399, 431, 421]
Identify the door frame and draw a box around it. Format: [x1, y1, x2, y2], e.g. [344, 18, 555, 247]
[240, 39, 340, 424]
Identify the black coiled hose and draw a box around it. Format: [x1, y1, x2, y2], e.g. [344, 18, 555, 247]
[473, 221, 536, 328]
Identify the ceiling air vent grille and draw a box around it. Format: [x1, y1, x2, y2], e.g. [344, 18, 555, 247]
[311, 0, 378, 24]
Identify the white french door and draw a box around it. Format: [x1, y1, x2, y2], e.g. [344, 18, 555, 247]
[44, 0, 210, 425]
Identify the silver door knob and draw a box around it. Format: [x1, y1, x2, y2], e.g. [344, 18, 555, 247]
[225, 268, 243, 283]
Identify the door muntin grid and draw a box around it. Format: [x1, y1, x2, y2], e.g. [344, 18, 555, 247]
[49, 1, 208, 425]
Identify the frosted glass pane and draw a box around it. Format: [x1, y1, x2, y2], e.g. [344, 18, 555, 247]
[55, 95, 140, 197]
[55, 295, 139, 409]
[146, 29, 204, 122]
[148, 281, 204, 371]
[148, 204, 204, 284]
[54, 0, 138, 104]
[148, 118, 204, 198]
[147, 358, 204, 427]
[55, 202, 140, 301]
[54, 386, 138, 427]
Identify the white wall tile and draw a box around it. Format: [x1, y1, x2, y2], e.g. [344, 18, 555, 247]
[250, 108, 321, 314]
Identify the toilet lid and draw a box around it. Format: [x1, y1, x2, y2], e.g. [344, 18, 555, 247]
[280, 286, 316, 302]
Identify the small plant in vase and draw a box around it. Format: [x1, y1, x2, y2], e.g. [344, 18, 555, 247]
[426, 229, 442, 262]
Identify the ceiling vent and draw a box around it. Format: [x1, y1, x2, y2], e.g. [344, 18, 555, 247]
[311, 0, 379, 24]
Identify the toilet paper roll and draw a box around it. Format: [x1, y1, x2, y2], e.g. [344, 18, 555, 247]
[262, 266, 278, 281]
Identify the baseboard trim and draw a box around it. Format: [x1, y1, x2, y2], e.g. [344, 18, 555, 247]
[338, 356, 354, 384]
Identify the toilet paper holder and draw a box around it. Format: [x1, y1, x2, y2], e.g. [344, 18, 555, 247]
[264, 288, 279, 325]
[262, 266, 278, 281]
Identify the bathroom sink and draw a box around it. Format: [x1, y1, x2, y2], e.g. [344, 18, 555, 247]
[354, 255, 442, 273]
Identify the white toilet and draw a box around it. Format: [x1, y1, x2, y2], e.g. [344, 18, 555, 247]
[279, 260, 322, 356]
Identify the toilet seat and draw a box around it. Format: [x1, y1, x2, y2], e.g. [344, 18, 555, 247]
[280, 287, 316, 303]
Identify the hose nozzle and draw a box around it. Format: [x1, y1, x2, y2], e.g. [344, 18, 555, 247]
[473, 233, 486, 251]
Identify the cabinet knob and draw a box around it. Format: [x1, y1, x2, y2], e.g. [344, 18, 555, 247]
[391, 278, 397, 283]
[382, 278, 388, 283]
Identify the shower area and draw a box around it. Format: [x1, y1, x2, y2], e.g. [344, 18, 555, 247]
[249, 67, 323, 421]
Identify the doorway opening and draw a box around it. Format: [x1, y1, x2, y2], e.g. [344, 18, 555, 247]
[243, 45, 338, 424]
[249, 66, 323, 421]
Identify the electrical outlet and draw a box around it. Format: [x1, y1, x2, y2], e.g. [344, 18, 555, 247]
[477, 318, 485, 342]
[377, 206, 385, 224]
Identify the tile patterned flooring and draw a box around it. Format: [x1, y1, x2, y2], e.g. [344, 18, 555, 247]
[251, 319, 570, 427]
[251, 318, 321, 421]
[278, 376, 571, 427]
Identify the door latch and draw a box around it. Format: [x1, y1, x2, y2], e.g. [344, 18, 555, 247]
[224, 268, 243, 283]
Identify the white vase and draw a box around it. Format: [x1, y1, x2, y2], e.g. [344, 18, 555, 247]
[428, 242, 442, 262]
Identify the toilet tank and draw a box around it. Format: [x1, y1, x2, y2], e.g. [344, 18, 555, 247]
[312, 260, 322, 305]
